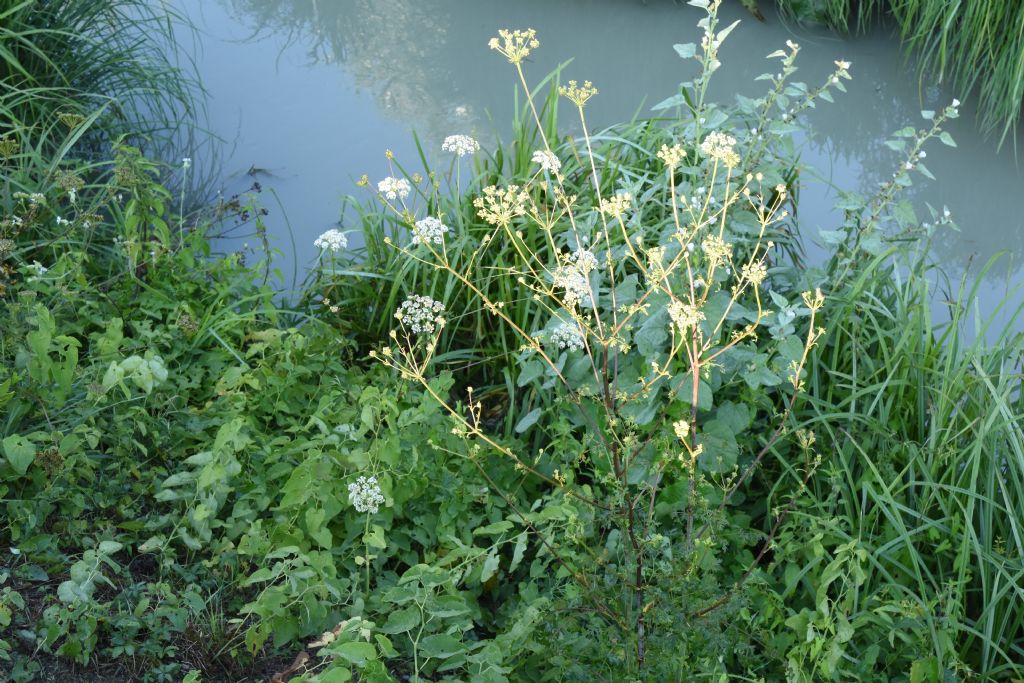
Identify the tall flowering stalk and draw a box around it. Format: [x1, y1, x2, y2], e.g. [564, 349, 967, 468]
[370, 2, 841, 670]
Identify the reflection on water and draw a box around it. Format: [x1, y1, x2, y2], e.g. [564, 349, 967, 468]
[176, 0, 1022, 315]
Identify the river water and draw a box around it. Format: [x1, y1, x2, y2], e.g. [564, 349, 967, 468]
[172, 0, 1022, 332]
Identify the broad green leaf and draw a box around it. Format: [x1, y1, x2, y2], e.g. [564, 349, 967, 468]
[419, 633, 464, 659]
[380, 606, 420, 634]
[2, 435, 35, 475]
[514, 407, 541, 433]
[331, 640, 376, 666]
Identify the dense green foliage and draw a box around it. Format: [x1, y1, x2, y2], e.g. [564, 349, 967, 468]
[776, 0, 1024, 144]
[1, 0, 1022, 681]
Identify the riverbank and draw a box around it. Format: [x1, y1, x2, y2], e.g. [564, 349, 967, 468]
[1, 1, 1022, 680]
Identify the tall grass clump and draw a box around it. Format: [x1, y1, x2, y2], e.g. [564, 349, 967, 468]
[777, 0, 1024, 144]
[0, 0, 200, 202]
[780, 251, 1024, 676]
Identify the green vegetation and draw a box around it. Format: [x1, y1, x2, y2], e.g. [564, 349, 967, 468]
[776, 0, 1024, 144]
[1, 0, 1021, 681]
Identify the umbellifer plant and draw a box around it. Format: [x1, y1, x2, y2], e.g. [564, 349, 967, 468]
[372, 0, 853, 673]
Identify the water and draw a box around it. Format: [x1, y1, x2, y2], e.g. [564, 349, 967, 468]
[173, 0, 1022, 331]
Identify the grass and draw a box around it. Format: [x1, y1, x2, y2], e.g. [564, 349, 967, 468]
[776, 0, 1024, 145]
[782, 249, 1024, 672]
[0, 0, 201, 197]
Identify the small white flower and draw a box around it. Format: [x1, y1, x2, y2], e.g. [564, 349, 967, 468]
[412, 216, 450, 245]
[68, 188, 77, 205]
[441, 134, 480, 157]
[549, 323, 584, 352]
[532, 149, 561, 173]
[919, 150, 927, 158]
[56, 216, 71, 227]
[348, 476, 385, 514]
[314, 228, 348, 252]
[951, 98, 961, 108]
[571, 247, 598, 273]
[395, 294, 446, 335]
[554, 266, 591, 307]
[182, 157, 192, 170]
[378, 176, 412, 201]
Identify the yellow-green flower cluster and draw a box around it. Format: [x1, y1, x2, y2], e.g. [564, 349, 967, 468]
[559, 80, 598, 108]
[700, 131, 740, 167]
[488, 29, 539, 65]
[600, 192, 632, 218]
[701, 234, 732, 265]
[741, 261, 768, 286]
[668, 300, 705, 331]
[473, 185, 529, 227]
[657, 144, 687, 168]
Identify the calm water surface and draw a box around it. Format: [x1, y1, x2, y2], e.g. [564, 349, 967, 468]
[173, 0, 1023, 330]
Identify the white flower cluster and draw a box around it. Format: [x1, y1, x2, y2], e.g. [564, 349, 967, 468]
[314, 228, 348, 252]
[395, 294, 446, 335]
[532, 149, 561, 173]
[554, 266, 591, 307]
[549, 323, 584, 352]
[378, 176, 412, 201]
[571, 247, 598, 274]
[348, 475, 385, 514]
[441, 134, 480, 157]
[412, 216, 450, 245]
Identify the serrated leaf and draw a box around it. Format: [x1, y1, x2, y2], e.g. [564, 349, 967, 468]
[480, 551, 500, 583]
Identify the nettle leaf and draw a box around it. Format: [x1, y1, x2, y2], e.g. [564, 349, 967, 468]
[480, 551, 501, 583]
[509, 532, 528, 573]
[473, 520, 513, 536]
[697, 419, 739, 473]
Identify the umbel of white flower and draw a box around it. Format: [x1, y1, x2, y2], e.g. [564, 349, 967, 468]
[348, 475, 385, 514]
[378, 176, 412, 201]
[412, 216, 451, 245]
[532, 149, 561, 173]
[441, 134, 480, 157]
[395, 294, 446, 335]
[314, 228, 348, 252]
[549, 323, 584, 352]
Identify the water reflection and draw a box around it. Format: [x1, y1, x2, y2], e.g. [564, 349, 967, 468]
[188, 0, 1022, 291]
